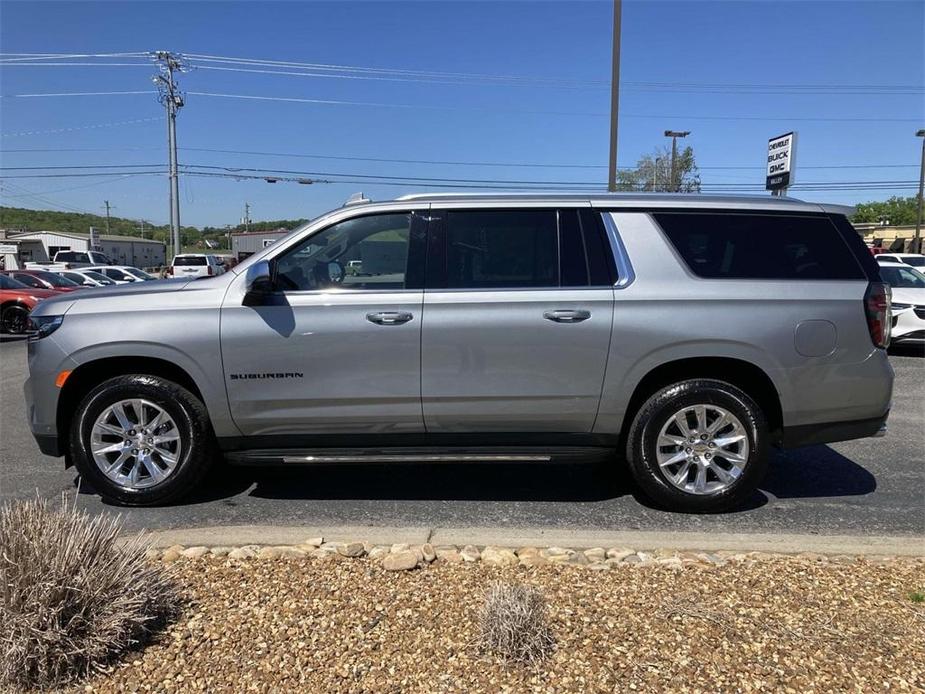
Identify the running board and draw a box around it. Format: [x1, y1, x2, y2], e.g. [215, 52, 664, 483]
[225, 446, 606, 466]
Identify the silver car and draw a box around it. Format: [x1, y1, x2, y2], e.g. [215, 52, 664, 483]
[24, 193, 893, 511]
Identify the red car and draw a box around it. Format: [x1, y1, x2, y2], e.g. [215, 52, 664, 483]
[0, 274, 59, 334]
[2, 269, 85, 293]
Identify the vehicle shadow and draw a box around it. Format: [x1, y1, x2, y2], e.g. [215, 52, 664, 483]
[155, 443, 877, 513]
[889, 343, 925, 358]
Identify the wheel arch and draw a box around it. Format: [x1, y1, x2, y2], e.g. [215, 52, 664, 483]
[620, 356, 784, 446]
[57, 356, 206, 447]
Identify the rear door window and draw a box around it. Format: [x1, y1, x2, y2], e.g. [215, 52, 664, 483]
[173, 256, 207, 266]
[653, 212, 865, 280]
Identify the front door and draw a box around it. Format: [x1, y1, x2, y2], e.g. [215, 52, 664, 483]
[421, 207, 615, 433]
[221, 210, 427, 436]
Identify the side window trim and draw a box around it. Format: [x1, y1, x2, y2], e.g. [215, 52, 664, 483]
[426, 207, 618, 292]
[599, 213, 635, 289]
[272, 210, 427, 294]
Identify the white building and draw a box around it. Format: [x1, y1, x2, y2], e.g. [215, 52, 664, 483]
[7, 230, 166, 268]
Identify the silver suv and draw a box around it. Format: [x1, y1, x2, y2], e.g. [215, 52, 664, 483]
[24, 193, 894, 512]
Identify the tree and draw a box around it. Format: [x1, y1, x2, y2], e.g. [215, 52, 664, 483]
[616, 145, 701, 193]
[852, 196, 919, 226]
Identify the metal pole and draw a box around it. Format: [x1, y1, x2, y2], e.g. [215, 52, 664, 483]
[167, 93, 181, 257]
[607, 0, 622, 192]
[670, 135, 678, 192]
[103, 200, 111, 235]
[915, 129, 925, 253]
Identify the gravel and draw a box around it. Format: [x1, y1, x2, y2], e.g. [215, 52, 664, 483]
[75, 552, 924, 692]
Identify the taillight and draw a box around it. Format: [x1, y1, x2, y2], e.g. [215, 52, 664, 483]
[166, 267, 173, 276]
[864, 282, 891, 349]
[207, 266, 213, 276]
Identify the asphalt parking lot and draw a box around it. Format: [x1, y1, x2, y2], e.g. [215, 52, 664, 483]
[1, 337, 922, 536]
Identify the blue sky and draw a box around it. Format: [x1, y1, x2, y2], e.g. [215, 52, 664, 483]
[1, 0, 923, 228]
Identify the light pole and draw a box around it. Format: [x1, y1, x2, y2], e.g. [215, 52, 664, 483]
[607, 0, 623, 192]
[664, 130, 690, 192]
[915, 129, 925, 253]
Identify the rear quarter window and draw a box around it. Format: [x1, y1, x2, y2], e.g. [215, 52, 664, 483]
[653, 212, 866, 280]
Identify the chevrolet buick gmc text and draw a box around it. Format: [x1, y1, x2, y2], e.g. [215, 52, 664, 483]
[24, 194, 894, 512]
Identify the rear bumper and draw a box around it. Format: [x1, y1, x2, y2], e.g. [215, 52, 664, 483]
[781, 410, 889, 448]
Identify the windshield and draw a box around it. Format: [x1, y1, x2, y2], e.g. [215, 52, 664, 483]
[880, 265, 925, 289]
[900, 256, 925, 267]
[83, 271, 116, 285]
[173, 256, 207, 266]
[0, 274, 30, 290]
[34, 271, 79, 287]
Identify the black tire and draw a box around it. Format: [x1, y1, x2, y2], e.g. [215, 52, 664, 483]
[1, 304, 29, 334]
[69, 374, 215, 506]
[626, 379, 768, 513]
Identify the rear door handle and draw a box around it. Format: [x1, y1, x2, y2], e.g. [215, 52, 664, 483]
[367, 311, 413, 326]
[543, 309, 591, 323]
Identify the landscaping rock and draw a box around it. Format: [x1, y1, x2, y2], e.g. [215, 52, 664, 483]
[382, 550, 419, 571]
[161, 548, 181, 563]
[435, 546, 462, 563]
[460, 545, 481, 562]
[367, 546, 390, 560]
[583, 547, 607, 562]
[304, 536, 324, 547]
[421, 543, 437, 562]
[337, 542, 365, 558]
[607, 547, 635, 560]
[181, 546, 210, 559]
[481, 546, 518, 567]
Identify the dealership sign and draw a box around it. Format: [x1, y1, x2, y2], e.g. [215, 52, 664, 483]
[766, 131, 796, 191]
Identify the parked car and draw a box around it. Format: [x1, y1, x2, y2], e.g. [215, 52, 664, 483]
[168, 254, 225, 278]
[0, 274, 58, 334]
[25, 250, 114, 272]
[84, 265, 155, 284]
[877, 259, 925, 344]
[876, 253, 925, 269]
[2, 269, 85, 293]
[24, 193, 893, 510]
[56, 270, 118, 288]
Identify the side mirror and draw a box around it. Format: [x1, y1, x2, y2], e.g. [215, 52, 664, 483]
[243, 260, 274, 306]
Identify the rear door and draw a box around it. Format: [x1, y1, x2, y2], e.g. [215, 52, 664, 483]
[421, 206, 615, 433]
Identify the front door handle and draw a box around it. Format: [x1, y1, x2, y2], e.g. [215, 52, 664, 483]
[543, 309, 591, 323]
[367, 311, 413, 326]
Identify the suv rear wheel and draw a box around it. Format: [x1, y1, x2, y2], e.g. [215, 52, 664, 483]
[626, 379, 768, 513]
[69, 374, 215, 506]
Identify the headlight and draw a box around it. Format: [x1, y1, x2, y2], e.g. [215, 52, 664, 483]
[27, 315, 64, 341]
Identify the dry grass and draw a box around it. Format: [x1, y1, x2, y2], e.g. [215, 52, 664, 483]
[477, 581, 555, 667]
[0, 497, 178, 692]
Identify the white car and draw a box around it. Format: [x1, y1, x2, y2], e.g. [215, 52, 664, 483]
[85, 265, 156, 284]
[168, 254, 225, 278]
[57, 270, 118, 288]
[876, 253, 925, 269]
[878, 260, 925, 344]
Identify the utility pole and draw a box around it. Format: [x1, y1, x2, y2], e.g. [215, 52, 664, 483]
[664, 130, 690, 192]
[243, 202, 251, 233]
[653, 157, 662, 192]
[915, 129, 925, 254]
[607, 0, 622, 192]
[102, 200, 112, 235]
[138, 219, 146, 239]
[153, 51, 185, 259]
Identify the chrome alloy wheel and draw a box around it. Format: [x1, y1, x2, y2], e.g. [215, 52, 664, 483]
[89, 399, 182, 489]
[655, 404, 750, 495]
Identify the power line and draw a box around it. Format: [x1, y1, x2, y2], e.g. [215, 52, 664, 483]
[0, 90, 155, 98]
[0, 146, 917, 172]
[0, 116, 162, 138]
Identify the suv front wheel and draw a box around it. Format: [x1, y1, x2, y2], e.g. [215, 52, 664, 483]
[626, 379, 768, 513]
[70, 374, 215, 506]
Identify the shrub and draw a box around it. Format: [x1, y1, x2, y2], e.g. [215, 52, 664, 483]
[477, 581, 555, 666]
[0, 496, 178, 691]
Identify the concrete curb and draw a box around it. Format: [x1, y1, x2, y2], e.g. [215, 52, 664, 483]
[139, 524, 925, 557]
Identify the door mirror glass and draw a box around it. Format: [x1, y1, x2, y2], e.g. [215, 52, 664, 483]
[244, 260, 273, 293]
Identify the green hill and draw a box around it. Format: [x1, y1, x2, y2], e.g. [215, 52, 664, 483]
[0, 206, 309, 248]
